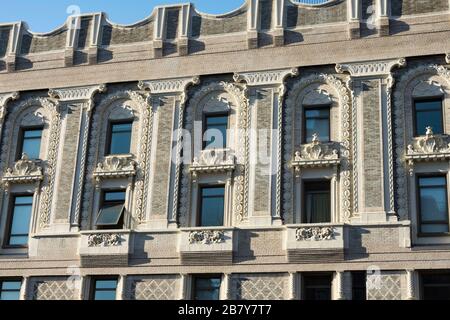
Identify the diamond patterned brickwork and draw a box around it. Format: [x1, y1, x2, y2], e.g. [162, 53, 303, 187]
[126, 275, 180, 300]
[232, 274, 287, 300]
[367, 273, 403, 300]
[31, 277, 78, 300]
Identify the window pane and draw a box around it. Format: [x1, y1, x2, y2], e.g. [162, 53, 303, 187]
[95, 280, 118, 289]
[305, 108, 329, 118]
[0, 291, 21, 301]
[0, 281, 21, 301]
[21, 128, 43, 159]
[304, 107, 330, 143]
[9, 196, 33, 246]
[96, 205, 124, 225]
[422, 273, 450, 300]
[94, 290, 116, 300]
[420, 188, 448, 222]
[415, 100, 443, 135]
[304, 182, 331, 224]
[2, 281, 21, 291]
[204, 115, 228, 149]
[109, 122, 132, 155]
[303, 275, 332, 301]
[352, 272, 367, 300]
[104, 191, 126, 203]
[421, 224, 449, 234]
[194, 278, 221, 300]
[419, 177, 446, 187]
[200, 187, 225, 227]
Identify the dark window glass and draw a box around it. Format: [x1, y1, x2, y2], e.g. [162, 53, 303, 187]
[204, 114, 228, 149]
[92, 278, 118, 300]
[303, 181, 331, 223]
[418, 176, 449, 234]
[304, 106, 330, 143]
[7, 195, 33, 246]
[414, 99, 443, 136]
[422, 272, 450, 300]
[199, 187, 225, 227]
[303, 274, 332, 300]
[96, 191, 126, 229]
[193, 276, 221, 300]
[108, 121, 132, 155]
[0, 280, 21, 300]
[352, 272, 367, 300]
[19, 128, 43, 160]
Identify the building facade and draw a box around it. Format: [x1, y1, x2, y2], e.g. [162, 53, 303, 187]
[0, 0, 450, 300]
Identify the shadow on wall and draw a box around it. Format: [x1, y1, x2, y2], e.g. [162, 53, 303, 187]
[345, 227, 369, 260]
[233, 230, 258, 263]
[129, 233, 154, 266]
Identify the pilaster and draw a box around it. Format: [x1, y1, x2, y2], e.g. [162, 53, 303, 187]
[348, 0, 361, 39]
[87, 13, 104, 65]
[138, 76, 200, 230]
[406, 269, 419, 300]
[272, 0, 286, 47]
[4, 22, 23, 72]
[19, 276, 30, 300]
[153, 7, 166, 58]
[116, 274, 127, 300]
[178, 4, 192, 56]
[376, 0, 390, 36]
[65, 15, 80, 67]
[336, 58, 406, 222]
[234, 68, 298, 226]
[247, 0, 260, 49]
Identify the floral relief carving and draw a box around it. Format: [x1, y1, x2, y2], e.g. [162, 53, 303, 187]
[93, 155, 137, 184]
[295, 227, 335, 241]
[3, 153, 43, 187]
[190, 148, 236, 174]
[293, 134, 340, 161]
[188, 230, 225, 244]
[87, 233, 122, 247]
[407, 127, 450, 155]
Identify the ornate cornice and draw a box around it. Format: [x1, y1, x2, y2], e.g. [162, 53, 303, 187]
[336, 58, 406, 77]
[190, 149, 236, 175]
[234, 68, 299, 87]
[138, 76, 200, 97]
[48, 84, 107, 102]
[93, 155, 137, 184]
[2, 154, 43, 188]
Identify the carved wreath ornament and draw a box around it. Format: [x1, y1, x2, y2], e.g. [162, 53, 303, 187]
[188, 230, 225, 244]
[87, 233, 122, 247]
[295, 227, 335, 241]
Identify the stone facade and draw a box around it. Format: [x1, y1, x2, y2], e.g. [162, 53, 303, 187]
[0, 0, 450, 300]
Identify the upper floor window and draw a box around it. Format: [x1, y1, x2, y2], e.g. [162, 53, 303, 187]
[303, 180, 331, 224]
[304, 106, 330, 143]
[95, 190, 126, 230]
[302, 273, 332, 300]
[5, 195, 33, 247]
[18, 127, 43, 160]
[417, 176, 449, 235]
[107, 121, 133, 155]
[90, 277, 118, 300]
[198, 186, 225, 227]
[414, 98, 444, 136]
[192, 276, 221, 300]
[203, 114, 228, 149]
[0, 279, 21, 300]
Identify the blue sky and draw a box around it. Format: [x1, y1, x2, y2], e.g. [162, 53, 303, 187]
[0, 0, 247, 32]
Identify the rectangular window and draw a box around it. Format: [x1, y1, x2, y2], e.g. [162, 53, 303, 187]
[198, 186, 225, 227]
[0, 280, 21, 300]
[203, 114, 228, 149]
[95, 190, 126, 229]
[107, 121, 133, 155]
[302, 274, 332, 300]
[351, 272, 367, 300]
[421, 272, 450, 300]
[304, 106, 330, 143]
[417, 176, 449, 235]
[414, 98, 444, 136]
[91, 278, 118, 300]
[303, 181, 331, 224]
[18, 127, 43, 160]
[6, 195, 33, 247]
[193, 276, 221, 300]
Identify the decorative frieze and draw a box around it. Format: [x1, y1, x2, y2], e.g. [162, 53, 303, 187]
[188, 230, 225, 245]
[87, 233, 122, 247]
[2, 153, 44, 188]
[48, 84, 107, 103]
[233, 68, 299, 87]
[336, 58, 406, 78]
[295, 226, 335, 241]
[138, 76, 200, 97]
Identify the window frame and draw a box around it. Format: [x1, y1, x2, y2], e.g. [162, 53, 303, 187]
[16, 125, 44, 161]
[197, 185, 226, 227]
[3, 193, 34, 249]
[202, 112, 229, 150]
[0, 278, 22, 301]
[416, 173, 450, 237]
[89, 276, 119, 301]
[302, 104, 331, 144]
[412, 96, 444, 137]
[191, 274, 222, 301]
[420, 270, 450, 300]
[95, 189, 127, 230]
[302, 179, 332, 224]
[105, 119, 134, 156]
